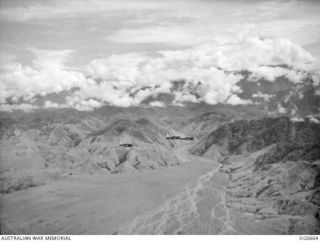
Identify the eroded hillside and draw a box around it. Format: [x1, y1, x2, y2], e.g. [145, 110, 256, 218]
[117, 117, 320, 234]
[1, 108, 319, 235]
[0, 115, 193, 193]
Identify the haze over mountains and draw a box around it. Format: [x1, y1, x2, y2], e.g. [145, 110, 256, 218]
[1, 0, 320, 235]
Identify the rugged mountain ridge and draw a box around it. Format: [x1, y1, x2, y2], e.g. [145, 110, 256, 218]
[0, 115, 190, 193]
[114, 117, 320, 234]
[191, 117, 320, 234]
[190, 116, 320, 157]
[75, 118, 183, 174]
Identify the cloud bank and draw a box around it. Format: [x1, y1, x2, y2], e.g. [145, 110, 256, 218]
[0, 37, 316, 111]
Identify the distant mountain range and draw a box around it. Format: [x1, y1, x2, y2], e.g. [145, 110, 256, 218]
[2, 65, 320, 120]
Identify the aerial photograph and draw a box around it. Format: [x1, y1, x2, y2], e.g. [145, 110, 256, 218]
[0, 0, 319, 236]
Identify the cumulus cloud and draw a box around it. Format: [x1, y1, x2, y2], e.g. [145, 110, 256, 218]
[44, 100, 68, 109]
[0, 103, 37, 112]
[308, 116, 320, 124]
[277, 103, 287, 114]
[80, 36, 313, 107]
[226, 95, 252, 105]
[0, 36, 316, 111]
[65, 96, 104, 111]
[291, 116, 304, 122]
[216, 37, 314, 70]
[149, 101, 166, 108]
[82, 52, 247, 107]
[252, 92, 274, 102]
[249, 66, 310, 83]
[0, 48, 88, 103]
[86, 53, 149, 86]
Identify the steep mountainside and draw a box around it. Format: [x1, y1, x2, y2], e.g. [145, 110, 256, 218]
[73, 118, 183, 174]
[190, 116, 320, 157]
[179, 105, 267, 138]
[0, 115, 193, 193]
[1, 104, 320, 234]
[0, 116, 104, 193]
[116, 117, 320, 234]
[117, 146, 320, 234]
[191, 117, 320, 234]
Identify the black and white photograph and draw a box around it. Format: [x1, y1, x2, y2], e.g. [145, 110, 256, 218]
[0, 0, 319, 238]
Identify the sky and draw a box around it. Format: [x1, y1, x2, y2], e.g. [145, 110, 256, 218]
[0, 0, 320, 111]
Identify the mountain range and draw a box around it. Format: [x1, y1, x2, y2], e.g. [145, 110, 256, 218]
[0, 67, 319, 234]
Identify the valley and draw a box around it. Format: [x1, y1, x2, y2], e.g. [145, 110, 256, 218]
[1, 148, 217, 234]
[0, 107, 319, 235]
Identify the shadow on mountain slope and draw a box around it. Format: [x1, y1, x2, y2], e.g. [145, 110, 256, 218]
[0, 117, 191, 193]
[117, 117, 320, 234]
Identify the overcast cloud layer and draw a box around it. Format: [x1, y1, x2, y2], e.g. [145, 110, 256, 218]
[0, 0, 320, 111]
